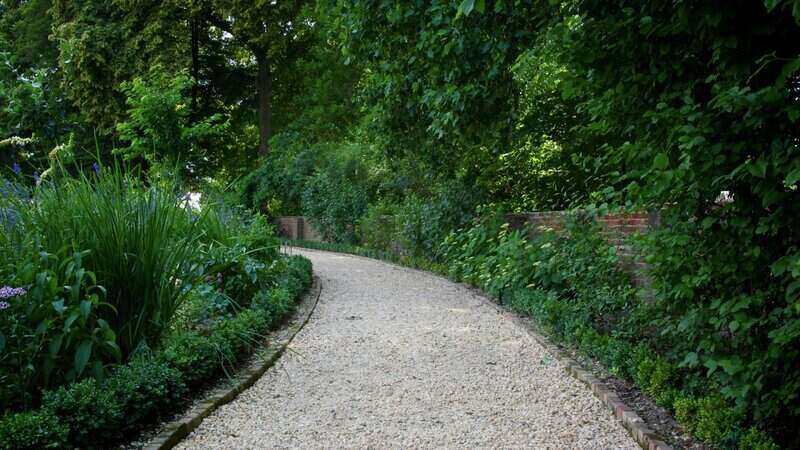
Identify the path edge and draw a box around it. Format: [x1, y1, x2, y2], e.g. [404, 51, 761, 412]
[483, 300, 673, 450]
[144, 275, 323, 450]
[289, 246, 672, 450]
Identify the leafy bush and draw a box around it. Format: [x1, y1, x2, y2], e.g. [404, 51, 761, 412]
[0, 410, 68, 450]
[395, 179, 484, 260]
[115, 65, 228, 167]
[0, 249, 119, 410]
[640, 217, 800, 439]
[438, 211, 781, 447]
[357, 201, 399, 252]
[41, 378, 124, 447]
[105, 356, 186, 433]
[238, 143, 319, 217]
[0, 253, 312, 449]
[22, 171, 200, 360]
[302, 170, 368, 244]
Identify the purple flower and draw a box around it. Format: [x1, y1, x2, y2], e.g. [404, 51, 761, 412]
[0, 301, 9, 310]
[92, 162, 101, 175]
[0, 286, 26, 299]
[11, 162, 21, 175]
[33, 172, 40, 186]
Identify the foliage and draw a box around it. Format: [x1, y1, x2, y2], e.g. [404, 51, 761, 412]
[238, 139, 320, 216]
[0, 254, 312, 449]
[300, 143, 373, 243]
[395, 179, 484, 260]
[115, 65, 229, 168]
[0, 36, 77, 175]
[357, 201, 399, 253]
[437, 212, 784, 447]
[0, 409, 68, 450]
[50, 0, 190, 131]
[23, 170, 201, 359]
[333, 0, 541, 186]
[0, 250, 119, 411]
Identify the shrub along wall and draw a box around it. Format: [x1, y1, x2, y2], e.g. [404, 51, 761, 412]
[441, 211, 785, 449]
[506, 210, 660, 287]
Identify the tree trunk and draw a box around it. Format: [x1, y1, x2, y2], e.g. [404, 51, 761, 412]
[256, 51, 272, 156]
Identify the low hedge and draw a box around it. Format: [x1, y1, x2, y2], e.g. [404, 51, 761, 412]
[0, 255, 312, 450]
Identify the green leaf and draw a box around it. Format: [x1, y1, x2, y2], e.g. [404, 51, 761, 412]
[653, 153, 669, 170]
[701, 217, 716, 229]
[458, 0, 475, 16]
[74, 340, 92, 377]
[729, 320, 740, 332]
[681, 352, 698, 367]
[49, 334, 63, 357]
[64, 312, 79, 331]
[788, 280, 800, 303]
[785, 167, 800, 186]
[52, 299, 65, 314]
[80, 300, 92, 319]
[748, 159, 768, 178]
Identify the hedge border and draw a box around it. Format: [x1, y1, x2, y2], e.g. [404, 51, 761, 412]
[285, 244, 672, 450]
[144, 275, 322, 450]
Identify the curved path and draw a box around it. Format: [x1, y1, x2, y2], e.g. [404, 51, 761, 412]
[177, 248, 638, 449]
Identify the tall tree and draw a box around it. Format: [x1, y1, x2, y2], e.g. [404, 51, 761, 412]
[210, 0, 310, 155]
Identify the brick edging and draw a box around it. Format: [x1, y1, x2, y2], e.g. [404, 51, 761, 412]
[483, 301, 673, 450]
[144, 276, 323, 450]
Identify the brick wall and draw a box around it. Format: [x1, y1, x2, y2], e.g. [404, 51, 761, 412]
[277, 210, 658, 288]
[506, 211, 659, 288]
[274, 216, 322, 242]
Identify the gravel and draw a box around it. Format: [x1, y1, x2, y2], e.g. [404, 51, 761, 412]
[176, 248, 639, 449]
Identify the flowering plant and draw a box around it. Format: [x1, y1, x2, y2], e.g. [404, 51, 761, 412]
[0, 250, 119, 410]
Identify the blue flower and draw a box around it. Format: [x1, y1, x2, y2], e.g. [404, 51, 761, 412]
[0, 301, 9, 310]
[0, 286, 26, 299]
[33, 172, 40, 185]
[92, 162, 101, 175]
[11, 162, 21, 175]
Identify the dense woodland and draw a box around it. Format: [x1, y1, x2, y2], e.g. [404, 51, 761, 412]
[2, 0, 800, 448]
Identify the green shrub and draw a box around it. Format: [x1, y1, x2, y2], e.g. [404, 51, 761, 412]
[26, 170, 200, 360]
[0, 249, 120, 410]
[437, 210, 779, 446]
[674, 394, 742, 445]
[238, 143, 318, 217]
[0, 410, 68, 450]
[115, 64, 228, 165]
[738, 427, 780, 450]
[395, 179, 483, 260]
[159, 330, 224, 389]
[105, 356, 186, 434]
[358, 201, 399, 252]
[15, 253, 313, 449]
[302, 170, 368, 244]
[41, 378, 124, 447]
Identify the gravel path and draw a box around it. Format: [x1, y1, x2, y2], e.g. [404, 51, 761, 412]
[177, 248, 639, 449]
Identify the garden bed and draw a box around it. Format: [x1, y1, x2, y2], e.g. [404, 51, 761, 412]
[0, 171, 313, 450]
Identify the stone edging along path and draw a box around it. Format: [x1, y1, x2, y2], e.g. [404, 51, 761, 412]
[144, 276, 323, 450]
[286, 247, 673, 450]
[483, 298, 673, 450]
